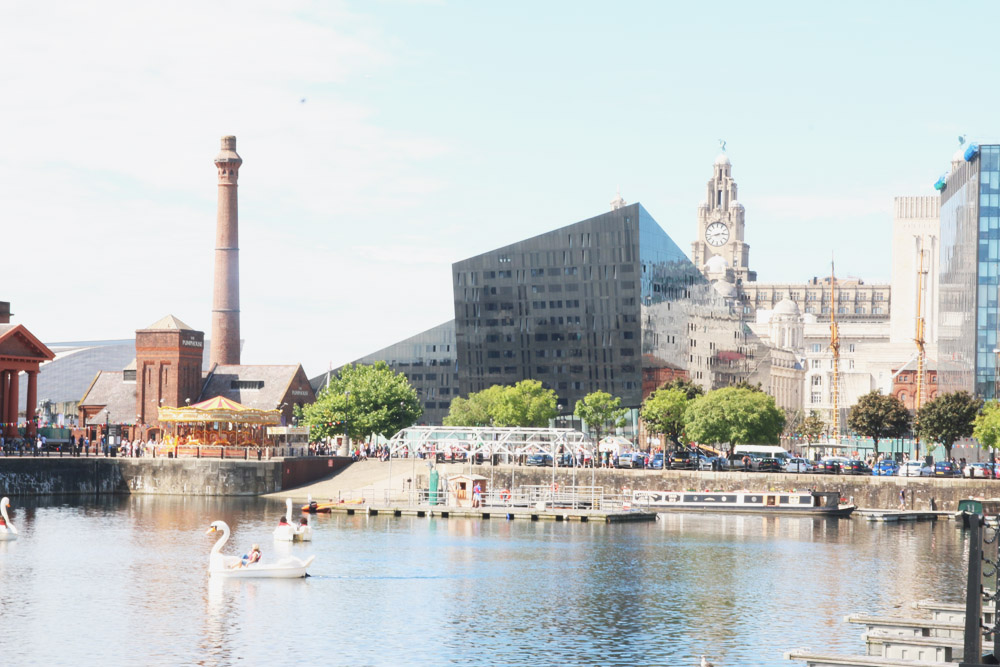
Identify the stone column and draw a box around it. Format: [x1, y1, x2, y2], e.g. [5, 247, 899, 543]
[6, 371, 18, 439]
[0, 371, 7, 437]
[25, 370, 37, 438]
[210, 135, 242, 367]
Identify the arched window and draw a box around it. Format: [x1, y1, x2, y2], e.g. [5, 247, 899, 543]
[899, 392, 908, 404]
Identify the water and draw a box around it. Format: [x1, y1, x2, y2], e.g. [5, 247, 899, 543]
[0, 496, 971, 666]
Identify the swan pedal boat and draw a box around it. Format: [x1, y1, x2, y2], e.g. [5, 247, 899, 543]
[276, 498, 312, 542]
[208, 520, 314, 579]
[0, 497, 18, 541]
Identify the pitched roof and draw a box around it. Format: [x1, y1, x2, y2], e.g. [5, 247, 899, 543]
[198, 364, 310, 410]
[0, 324, 55, 362]
[78, 371, 137, 425]
[141, 315, 194, 331]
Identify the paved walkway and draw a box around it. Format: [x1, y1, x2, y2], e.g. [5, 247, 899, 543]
[263, 459, 398, 502]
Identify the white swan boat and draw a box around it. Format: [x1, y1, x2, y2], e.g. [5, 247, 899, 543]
[207, 520, 314, 578]
[274, 498, 312, 542]
[0, 497, 18, 541]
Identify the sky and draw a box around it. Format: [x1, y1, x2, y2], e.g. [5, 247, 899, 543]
[2, 0, 998, 379]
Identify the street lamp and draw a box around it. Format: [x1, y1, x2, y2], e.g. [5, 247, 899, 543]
[344, 391, 351, 451]
[105, 408, 110, 457]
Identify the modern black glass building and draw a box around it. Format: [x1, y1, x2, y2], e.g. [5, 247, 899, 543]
[939, 144, 1000, 399]
[452, 203, 705, 410]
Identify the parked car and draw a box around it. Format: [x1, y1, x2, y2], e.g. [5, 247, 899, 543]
[817, 457, 849, 474]
[964, 462, 998, 479]
[754, 457, 783, 473]
[783, 457, 812, 473]
[525, 454, 552, 467]
[699, 456, 729, 471]
[872, 460, 900, 476]
[617, 452, 645, 469]
[648, 453, 664, 470]
[898, 460, 931, 477]
[669, 450, 698, 470]
[842, 460, 872, 475]
[933, 461, 962, 478]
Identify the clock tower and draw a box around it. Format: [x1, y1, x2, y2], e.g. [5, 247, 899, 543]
[692, 152, 756, 283]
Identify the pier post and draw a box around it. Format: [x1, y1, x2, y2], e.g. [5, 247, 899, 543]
[962, 516, 984, 665]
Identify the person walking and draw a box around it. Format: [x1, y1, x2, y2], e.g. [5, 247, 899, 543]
[898, 488, 906, 511]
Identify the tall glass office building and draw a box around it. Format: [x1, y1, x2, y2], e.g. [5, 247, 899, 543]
[939, 144, 1000, 398]
[452, 203, 706, 410]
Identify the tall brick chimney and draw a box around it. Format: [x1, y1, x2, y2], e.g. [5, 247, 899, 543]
[210, 135, 242, 367]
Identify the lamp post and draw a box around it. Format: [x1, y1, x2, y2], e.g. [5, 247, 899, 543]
[344, 391, 351, 453]
[105, 408, 110, 457]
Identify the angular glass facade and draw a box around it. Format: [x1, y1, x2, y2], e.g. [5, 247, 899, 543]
[939, 145, 1000, 398]
[453, 204, 698, 410]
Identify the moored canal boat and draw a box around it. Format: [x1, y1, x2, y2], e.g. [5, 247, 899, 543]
[631, 489, 854, 516]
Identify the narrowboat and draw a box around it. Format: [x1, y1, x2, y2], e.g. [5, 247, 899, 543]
[631, 489, 854, 516]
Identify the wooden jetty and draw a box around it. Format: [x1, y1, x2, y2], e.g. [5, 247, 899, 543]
[854, 509, 953, 523]
[316, 504, 656, 523]
[784, 650, 951, 666]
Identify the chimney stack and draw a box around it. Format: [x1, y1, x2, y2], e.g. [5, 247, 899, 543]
[210, 135, 242, 367]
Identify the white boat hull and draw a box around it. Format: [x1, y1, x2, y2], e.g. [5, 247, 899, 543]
[210, 555, 315, 579]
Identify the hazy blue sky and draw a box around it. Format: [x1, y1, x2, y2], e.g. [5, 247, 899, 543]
[1, 1, 995, 376]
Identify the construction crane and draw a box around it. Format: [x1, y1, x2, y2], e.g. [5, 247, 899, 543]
[913, 239, 928, 462]
[829, 261, 841, 445]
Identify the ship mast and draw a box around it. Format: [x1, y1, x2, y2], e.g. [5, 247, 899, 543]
[829, 260, 841, 446]
[913, 239, 927, 462]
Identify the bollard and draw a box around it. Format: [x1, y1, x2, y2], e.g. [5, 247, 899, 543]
[220, 447, 224, 459]
[257, 448, 262, 461]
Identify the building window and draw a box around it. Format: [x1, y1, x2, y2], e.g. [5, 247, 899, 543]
[812, 375, 822, 386]
[230, 380, 264, 390]
[811, 343, 821, 353]
[811, 360, 821, 369]
[811, 392, 821, 404]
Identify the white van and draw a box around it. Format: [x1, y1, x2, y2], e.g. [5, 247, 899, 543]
[733, 445, 793, 464]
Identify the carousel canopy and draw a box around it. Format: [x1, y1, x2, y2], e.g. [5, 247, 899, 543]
[158, 396, 281, 425]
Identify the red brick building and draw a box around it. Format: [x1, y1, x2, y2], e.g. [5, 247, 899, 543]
[891, 360, 938, 410]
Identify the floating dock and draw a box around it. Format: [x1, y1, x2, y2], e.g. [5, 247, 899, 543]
[309, 504, 655, 523]
[854, 509, 953, 523]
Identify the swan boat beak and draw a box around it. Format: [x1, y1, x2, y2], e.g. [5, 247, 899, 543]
[206, 526, 218, 534]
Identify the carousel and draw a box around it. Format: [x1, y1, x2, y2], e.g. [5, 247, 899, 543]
[157, 396, 282, 458]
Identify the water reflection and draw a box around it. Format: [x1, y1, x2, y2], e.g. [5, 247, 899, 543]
[0, 497, 972, 666]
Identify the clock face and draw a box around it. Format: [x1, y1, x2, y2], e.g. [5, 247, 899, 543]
[705, 222, 730, 247]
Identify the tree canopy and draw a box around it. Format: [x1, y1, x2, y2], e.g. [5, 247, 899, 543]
[659, 377, 704, 401]
[973, 401, 1000, 454]
[300, 362, 422, 442]
[801, 412, 827, 444]
[443, 380, 558, 428]
[683, 387, 785, 454]
[640, 388, 690, 447]
[916, 390, 982, 460]
[575, 391, 628, 442]
[846, 390, 909, 458]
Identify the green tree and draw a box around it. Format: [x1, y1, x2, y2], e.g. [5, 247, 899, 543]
[301, 362, 422, 442]
[974, 401, 1000, 456]
[575, 391, 628, 443]
[443, 385, 506, 427]
[640, 388, 690, 448]
[801, 411, 827, 444]
[846, 390, 910, 461]
[683, 387, 785, 456]
[443, 380, 557, 428]
[660, 377, 704, 401]
[916, 390, 982, 461]
[494, 379, 559, 427]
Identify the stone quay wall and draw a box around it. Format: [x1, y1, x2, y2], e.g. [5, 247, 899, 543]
[0, 456, 349, 496]
[449, 465, 1000, 511]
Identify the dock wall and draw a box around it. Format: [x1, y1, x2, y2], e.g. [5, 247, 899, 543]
[0, 456, 350, 496]
[446, 465, 1000, 511]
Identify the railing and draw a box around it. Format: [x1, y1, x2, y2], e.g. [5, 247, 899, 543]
[327, 485, 616, 511]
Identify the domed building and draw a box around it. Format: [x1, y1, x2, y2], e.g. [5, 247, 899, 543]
[769, 297, 804, 351]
